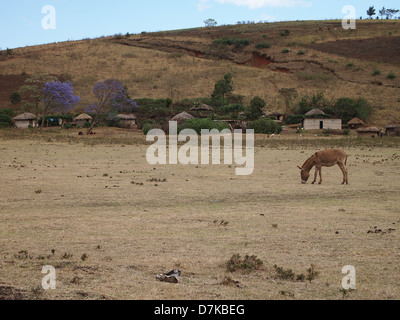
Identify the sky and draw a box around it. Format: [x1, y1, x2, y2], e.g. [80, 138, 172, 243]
[1, 0, 399, 49]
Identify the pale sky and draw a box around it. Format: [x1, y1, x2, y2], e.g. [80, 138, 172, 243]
[1, 0, 399, 49]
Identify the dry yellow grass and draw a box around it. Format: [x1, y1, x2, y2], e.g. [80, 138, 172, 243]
[0, 129, 399, 300]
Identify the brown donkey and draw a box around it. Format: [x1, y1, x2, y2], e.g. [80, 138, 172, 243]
[298, 149, 348, 184]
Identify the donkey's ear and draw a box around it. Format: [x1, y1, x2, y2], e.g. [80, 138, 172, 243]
[297, 166, 302, 170]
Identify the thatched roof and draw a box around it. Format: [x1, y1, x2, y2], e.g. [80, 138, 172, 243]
[384, 124, 400, 129]
[117, 113, 136, 120]
[13, 112, 37, 121]
[74, 113, 93, 121]
[171, 111, 194, 122]
[190, 104, 214, 112]
[356, 126, 380, 133]
[305, 108, 326, 117]
[347, 117, 365, 125]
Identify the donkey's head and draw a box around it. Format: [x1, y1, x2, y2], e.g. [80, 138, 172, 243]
[298, 166, 310, 184]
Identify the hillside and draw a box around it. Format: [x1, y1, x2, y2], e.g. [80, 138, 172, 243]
[1, 20, 400, 125]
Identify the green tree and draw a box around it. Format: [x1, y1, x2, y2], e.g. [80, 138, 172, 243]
[296, 92, 331, 115]
[334, 97, 372, 123]
[19, 73, 58, 119]
[367, 6, 376, 19]
[10, 91, 21, 105]
[204, 18, 217, 27]
[211, 73, 234, 104]
[279, 88, 297, 113]
[246, 96, 266, 120]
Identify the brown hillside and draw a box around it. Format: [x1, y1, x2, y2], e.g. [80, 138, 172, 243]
[1, 20, 400, 125]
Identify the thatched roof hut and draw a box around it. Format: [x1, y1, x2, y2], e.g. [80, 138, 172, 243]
[117, 113, 137, 128]
[305, 108, 326, 117]
[117, 113, 136, 120]
[12, 113, 37, 128]
[171, 111, 194, 123]
[74, 113, 93, 127]
[384, 124, 400, 136]
[356, 126, 381, 136]
[190, 104, 214, 112]
[347, 117, 365, 129]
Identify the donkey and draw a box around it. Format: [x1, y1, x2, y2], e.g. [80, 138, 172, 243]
[298, 149, 348, 185]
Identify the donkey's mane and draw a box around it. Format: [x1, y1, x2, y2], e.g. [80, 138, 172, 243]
[302, 153, 316, 171]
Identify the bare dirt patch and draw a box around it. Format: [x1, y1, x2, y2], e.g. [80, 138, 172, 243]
[308, 36, 400, 66]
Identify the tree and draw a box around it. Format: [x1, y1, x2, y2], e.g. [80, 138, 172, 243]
[19, 73, 58, 119]
[246, 96, 266, 120]
[279, 88, 297, 114]
[379, 7, 386, 19]
[10, 91, 21, 105]
[204, 19, 217, 27]
[366, 6, 376, 19]
[211, 73, 234, 104]
[333, 97, 372, 123]
[296, 92, 331, 115]
[386, 9, 399, 19]
[85, 79, 136, 134]
[41, 81, 80, 130]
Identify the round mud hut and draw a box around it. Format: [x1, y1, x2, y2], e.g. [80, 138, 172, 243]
[12, 112, 38, 128]
[347, 117, 365, 130]
[74, 113, 93, 128]
[171, 111, 194, 124]
[117, 113, 137, 129]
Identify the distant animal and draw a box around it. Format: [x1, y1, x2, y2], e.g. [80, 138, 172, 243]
[298, 149, 348, 185]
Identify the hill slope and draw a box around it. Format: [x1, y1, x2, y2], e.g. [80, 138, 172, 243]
[1, 20, 400, 125]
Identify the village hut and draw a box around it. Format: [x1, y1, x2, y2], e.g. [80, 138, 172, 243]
[171, 111, 194, 124]
[74, 113, 93, 128]
[305, 108, 326, 117]
[356, 126, 381, 137]
[12, 112, 37, 128]
[268, 111, 285, 122]
[117, 113, 137, 129]
[302, 108, 342, 130]
[347, 117, 365, 130]
[190, 104, 214, 112]
[384, 124, 400, 136]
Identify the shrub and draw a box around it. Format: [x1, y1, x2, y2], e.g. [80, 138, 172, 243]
[10, 91, 21, 104]
[280, 29, 290, 36]
[284, 114, 305, 125]
[281, 48, 290, 53]
[297, 50, 305, 55]
[213, 38, 250, 49]
[0, 113, 13, 128]
[247, 118, 282, 134]
[372, 69, 381, 76]
[179, 118, 230, 134]
[256, 42, 271, 49]
[227, 254, 263, 272]
[387, 72, 396, 79]
[220, 104, 245, 115]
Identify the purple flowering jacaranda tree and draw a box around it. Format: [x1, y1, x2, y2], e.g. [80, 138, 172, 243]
[41, 81, 81, 130]
[85, 79, 137, 134]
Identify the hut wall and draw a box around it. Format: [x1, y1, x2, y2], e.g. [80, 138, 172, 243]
[15, 120, 37, 128]
[303, 118, 342, 130]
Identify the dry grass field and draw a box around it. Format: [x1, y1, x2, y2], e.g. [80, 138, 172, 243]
[1, 128, 399, 300]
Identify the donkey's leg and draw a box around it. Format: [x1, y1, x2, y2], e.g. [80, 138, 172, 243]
[343, 163, 349, 185]
[312, 167, 318, 184]
[338, 162, 347, 185]
[318, 167, 323, 184]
